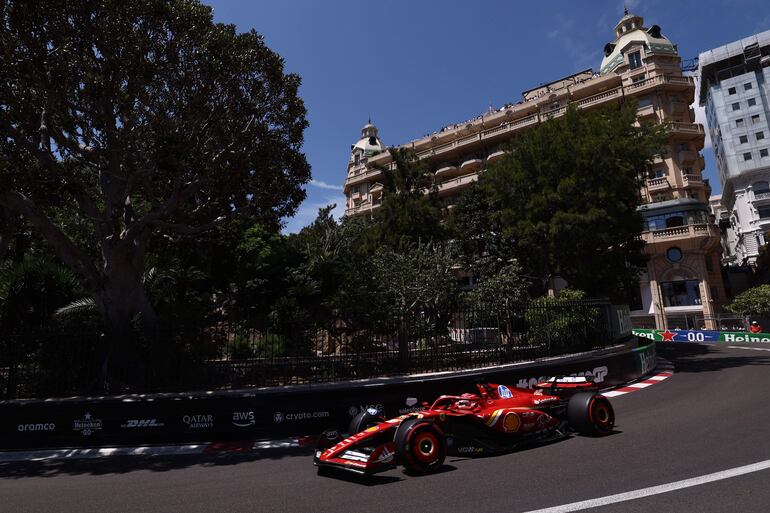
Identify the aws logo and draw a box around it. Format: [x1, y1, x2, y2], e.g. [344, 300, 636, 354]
[232, 411, 255, 427]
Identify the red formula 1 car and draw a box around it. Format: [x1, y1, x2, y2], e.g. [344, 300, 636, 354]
[314, 377, 614, 476]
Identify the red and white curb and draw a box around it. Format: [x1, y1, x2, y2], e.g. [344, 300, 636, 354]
[601, 357, 674, 398]
[0, 360, 675, 463]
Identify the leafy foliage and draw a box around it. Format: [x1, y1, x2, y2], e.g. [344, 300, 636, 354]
[0, 0, 311, 330]
[725, 285, 770, 317]
[366, 148, 446, 251]
[525, 289, 601, 351]
[454, 102, 666, 299]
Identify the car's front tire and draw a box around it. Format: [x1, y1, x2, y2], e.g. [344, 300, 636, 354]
[567, 392, 615, 436]
[394, 418, 446, 475]
[348, 409, 382, 435]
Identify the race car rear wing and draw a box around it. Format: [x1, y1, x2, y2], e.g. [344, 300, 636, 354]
[533, 376, 598, 396]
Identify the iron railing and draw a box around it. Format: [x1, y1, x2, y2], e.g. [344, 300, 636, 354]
[0, 299, 621, 400]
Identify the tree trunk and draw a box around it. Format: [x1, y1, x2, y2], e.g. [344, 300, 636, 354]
[95, 238, 158, 392]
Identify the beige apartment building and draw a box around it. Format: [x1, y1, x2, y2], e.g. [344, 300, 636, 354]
[343, 10, 726, 330]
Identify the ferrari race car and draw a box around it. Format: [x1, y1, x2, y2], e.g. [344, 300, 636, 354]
[314, 377, 614, 476]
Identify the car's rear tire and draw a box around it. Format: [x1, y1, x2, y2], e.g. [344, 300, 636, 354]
[394, 418, 446, 475]
[567, 392, 615, 436]
[348, 409, 382, 435]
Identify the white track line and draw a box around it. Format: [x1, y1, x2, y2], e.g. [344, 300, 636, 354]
[728, 345, 770, 352]
[523, 458, 770, 513]
[0, 444, 207, 463]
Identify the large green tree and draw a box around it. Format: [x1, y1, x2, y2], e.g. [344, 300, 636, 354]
[366, 148, 446, 251]
[0, 1, 310, 336]
[458, 102, 666, 298]
[726, 285, 770, 318]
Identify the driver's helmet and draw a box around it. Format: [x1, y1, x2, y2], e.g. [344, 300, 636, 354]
[456, 393, 479, 409]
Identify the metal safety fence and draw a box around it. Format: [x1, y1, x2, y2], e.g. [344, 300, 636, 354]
[0, 299, 623, 400]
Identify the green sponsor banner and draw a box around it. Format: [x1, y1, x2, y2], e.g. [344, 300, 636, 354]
[633, 328, 770, 343]
[632, 341, 657, 375]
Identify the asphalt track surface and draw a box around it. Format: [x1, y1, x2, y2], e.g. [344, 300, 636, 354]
[2, 342, 770, 513]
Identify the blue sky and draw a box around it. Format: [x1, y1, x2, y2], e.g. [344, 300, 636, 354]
[207, 0, 770, 233]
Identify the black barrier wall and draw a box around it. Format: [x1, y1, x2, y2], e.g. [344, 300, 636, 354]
[0, 340, 655, 450]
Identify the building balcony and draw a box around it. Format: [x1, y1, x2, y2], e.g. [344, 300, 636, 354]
[460, 158, 483, 173]
[344, 200, 381, 217]
[456, 133, 481, 149]
[541, 106, 567, 119]
[646, 177, 671, 192]
[435, 164, 463, 180]
[678, 149, 698, 164]
[345, 168, 382, 189]
[575, 87, 623, 110]
[623, 74, 695, 97]
[671, 122, 705, 140]
[637, 104, 656, 119]
[639, 223, 720, 244]
[682, 173, 704, 187]
[486, 150, 507, 166]
[437, 172, 480, 197]
[753, 191, 770, 204]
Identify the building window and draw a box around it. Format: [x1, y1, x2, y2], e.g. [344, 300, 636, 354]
[638, 96, 652, 107]
[732, 102, 741, 111]
[744, 152, 753, 161]
[740, 135, 748, 144]
[745, 83, 753, 91]
[755, 181, 770, 193]
[736, 118, 745, 127]
[748, 98, 757, 107]
[628, 51, 642, 70]
[661, 280, 702, 307]
[752, 114, 760, 124]
[757, 131, 765, 141]
[666, 247, 683, 262]
[761, 149, 769, 158]
[758, 207, 770, 219]
[728, 87, 736, 95]
[632, 74, 646, 83]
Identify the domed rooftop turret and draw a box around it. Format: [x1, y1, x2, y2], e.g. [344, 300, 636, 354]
[600, 8, 678, 75]
[349, 119, 385, 165]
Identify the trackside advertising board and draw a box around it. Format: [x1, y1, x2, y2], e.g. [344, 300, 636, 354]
[0, 342, 654, 450]
[633, 329, 770, 343]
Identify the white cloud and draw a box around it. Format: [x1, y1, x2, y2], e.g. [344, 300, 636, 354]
[309, 179, 342, 191]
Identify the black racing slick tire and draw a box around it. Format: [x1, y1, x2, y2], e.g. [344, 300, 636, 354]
[348, 409, 382, 435]
[567, 392, 615, 436]
[394, 418, 446, 475]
